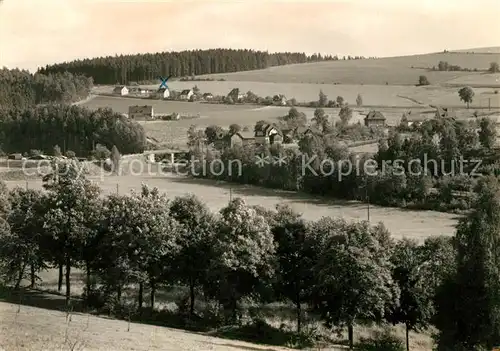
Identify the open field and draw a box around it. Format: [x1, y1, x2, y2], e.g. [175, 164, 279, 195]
[93, 81, 500, 110]
[195, 52, 500, 86]
[0, 300, 300, 351]
[4, 174, 458, 242]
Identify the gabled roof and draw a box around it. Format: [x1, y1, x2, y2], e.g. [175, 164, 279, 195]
[255, 123, 282, 136]
[365, 110, 386, 120]
[234, 131, 255, 139]
[113, 86, 127, 91]
[435, 106, 456, 118]
[180, 89, 193, 95]
[157, 87, 169, 93]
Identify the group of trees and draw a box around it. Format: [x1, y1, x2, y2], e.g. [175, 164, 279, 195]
[38, 49, 343, 85]
[0, 104, 146, 156]
[188, 113, 499, 213]
[1, 160, 499, 350]
[0, 68, 93, 109]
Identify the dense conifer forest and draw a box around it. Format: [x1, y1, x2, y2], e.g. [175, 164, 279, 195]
[37, 48, 352, 84]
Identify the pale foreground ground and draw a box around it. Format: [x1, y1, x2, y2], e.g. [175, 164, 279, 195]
[6, 173, 459, 241]
[0, 301, 306, 351]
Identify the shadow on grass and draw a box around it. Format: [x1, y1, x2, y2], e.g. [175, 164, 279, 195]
[0, 286, 85, 313]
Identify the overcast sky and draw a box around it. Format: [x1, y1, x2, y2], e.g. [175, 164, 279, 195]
[1, 0, 499, 71]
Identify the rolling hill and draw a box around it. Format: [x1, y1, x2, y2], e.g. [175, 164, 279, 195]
[198, 51, 500, 86]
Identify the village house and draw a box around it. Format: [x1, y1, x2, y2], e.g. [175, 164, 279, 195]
[254, 124, 283, 145]
[113, 86, 129, 96]
[180, 89, 194, 100]
[156, 87, 170, 99]
[231, 131, 255, 147]
[227, 88, 245, 102]
[128, 105, 154, 120]
[273, 94, 287, 106]
[364, 110, 386, 127]
[203, 93, 214, 100]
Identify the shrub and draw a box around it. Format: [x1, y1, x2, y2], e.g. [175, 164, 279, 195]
[91, 144, 111, 160]
[358, 329, 405, 351]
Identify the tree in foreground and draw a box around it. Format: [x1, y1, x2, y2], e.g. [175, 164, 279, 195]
[3, 189, 47, 289]
[170, 195, 216, 316]
[205, 198, 275, 323]
[434, 176, 500, 350]
[310, 218, 399, 349]
[42, 160, 101, 306]
[388, 239, 434, 351]
[272, 205, 318, 333]
[458, 87, 474, 109]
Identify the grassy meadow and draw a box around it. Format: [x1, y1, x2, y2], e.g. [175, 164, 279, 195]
[196, 51, 500, 86]
[4, 174, 458, 242]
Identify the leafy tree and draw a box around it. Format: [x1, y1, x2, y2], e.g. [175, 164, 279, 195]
[4, 189, 48, 289]
[336, 96, 345, 106]
[42, 160, 101, 306]
[170, 195, 216, 315]
[312, 108, 330, 133]
[310, 218, 399, 349]
[458, 87, 474, 109]
[205, 198, 275, 323]
[272, 205, 317, 333]
[110, 145, 121, 174]
[478, 117, 497, 150]
[388, 239, 434, 351]
[418, 75, 430, 86]
[339, 105, 353, 125]
[204, 125, 225, 145]
[91, 144, 111, 160]
[228, 124, 241, 135]
[356, 94, 363, 107]
[319, 90, 328, 107]
[187, 125, 205, 150]
[434, 176, 500, 350]
[489, 62, 500, 73]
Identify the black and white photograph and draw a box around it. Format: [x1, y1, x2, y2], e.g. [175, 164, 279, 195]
[0, 0, 499, 350]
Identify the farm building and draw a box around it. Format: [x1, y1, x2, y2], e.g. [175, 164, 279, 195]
[273, 94, 287, 106]
[231, 131, 255, 147]
[227, 88, 245, 102]
[364, 110, 386, 127]
[156, 88, 170, 99]
[113, 86, 129, 96]
[180, 89, 194, 100]
[203, 93, 214, 100]
[128, 105, 154, 120]
[255, 124, 282, 145]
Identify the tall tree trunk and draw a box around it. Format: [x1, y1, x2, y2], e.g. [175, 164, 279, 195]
[406, 323, 410, 351]
[30, 264, 35, 288]
[14, 262, 27, 290]
[85, 260, 91, 295]
[189, 278, 195, 316]
[150, 280, 156, 310]
[117, 285, 122, 303]
[58, 263, 63, 292]
[348, 324, 354, 349]
[65, 256, 71, 307]
[138, 282, 143, 310]
[296, 299, 301, 333]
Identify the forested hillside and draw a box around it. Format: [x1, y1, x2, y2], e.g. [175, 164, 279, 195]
[37, 48, 347, 84]
[0, 68, 93, 109]
[0, 105, 146, 156]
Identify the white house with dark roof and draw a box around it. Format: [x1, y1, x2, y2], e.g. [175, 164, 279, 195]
[113, 86, 129, 96]
[180, 89, 194, 100]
